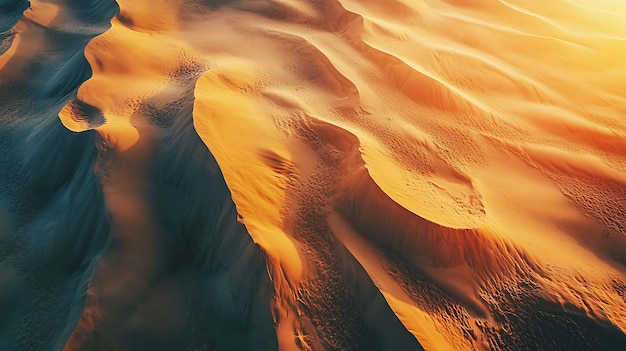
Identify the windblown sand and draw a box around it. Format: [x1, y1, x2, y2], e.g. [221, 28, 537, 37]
[1, 0, 625, 350]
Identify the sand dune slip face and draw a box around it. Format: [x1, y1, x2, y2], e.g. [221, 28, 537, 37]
[0, 0, 625, 350]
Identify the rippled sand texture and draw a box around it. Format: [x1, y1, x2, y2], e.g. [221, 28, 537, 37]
[1, 0, 626, 350]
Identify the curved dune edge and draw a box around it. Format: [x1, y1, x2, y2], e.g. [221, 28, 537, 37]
[49, 2, 280, 351]
[186, 0, 626, 349]
[1, 0, 626, 350]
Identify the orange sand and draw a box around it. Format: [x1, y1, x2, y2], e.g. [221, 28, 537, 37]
[2, 0, 626, 350]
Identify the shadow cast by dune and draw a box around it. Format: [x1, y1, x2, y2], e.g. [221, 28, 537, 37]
[2, 0, 626, 350]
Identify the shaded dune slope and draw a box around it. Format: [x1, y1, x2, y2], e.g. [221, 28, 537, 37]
[0, 0, 625, 351]
[2, 1, 277, 350]
[0, 0, 29, 55]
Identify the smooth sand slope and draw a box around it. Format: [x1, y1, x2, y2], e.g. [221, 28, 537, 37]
[1, 0, 626, 350]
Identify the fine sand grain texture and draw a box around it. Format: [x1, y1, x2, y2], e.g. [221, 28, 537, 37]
[1, 0, 626, 350]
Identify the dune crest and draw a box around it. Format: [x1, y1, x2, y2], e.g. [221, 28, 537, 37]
[1, 0, 625, 350]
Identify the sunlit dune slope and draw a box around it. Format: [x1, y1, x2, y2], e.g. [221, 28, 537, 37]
[1, 0, 626, 350]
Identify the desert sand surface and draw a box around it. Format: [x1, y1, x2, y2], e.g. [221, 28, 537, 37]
[0, 0, 625, 350]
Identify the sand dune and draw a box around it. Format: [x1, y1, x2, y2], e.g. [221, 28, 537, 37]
[1, 0, 625, 350]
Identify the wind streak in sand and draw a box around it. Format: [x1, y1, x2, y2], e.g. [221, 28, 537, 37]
[1, 0, 626, 350]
